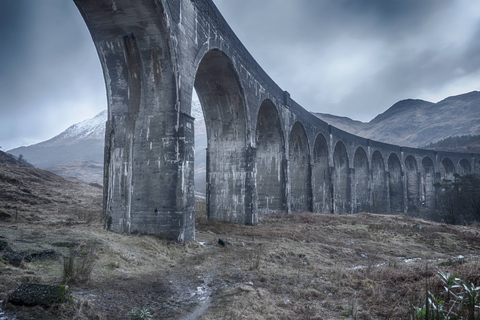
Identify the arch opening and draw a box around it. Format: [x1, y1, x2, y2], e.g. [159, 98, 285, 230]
[388, 153, 404, 213]
[371, 151, 387, 213]
[289, 122, 311, 212]
[313, 134, 330, 213]
[405, 155, 419, 212]
[441, 158, 455, 182]
[332, 141, 350, 214]
[353, 147, 369, 213]
[421, 156, 435, 209]
[256, 100, 286, 214]
[194, 49, 251, 224]
[459, 159, 472, 174]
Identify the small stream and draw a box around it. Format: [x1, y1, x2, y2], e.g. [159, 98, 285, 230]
[179, 281, 212, 320]
[0, 301, 18, 320]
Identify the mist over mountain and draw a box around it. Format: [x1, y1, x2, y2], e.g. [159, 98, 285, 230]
[313, 91, 480, 148]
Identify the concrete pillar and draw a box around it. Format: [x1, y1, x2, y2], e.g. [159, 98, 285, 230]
[76, 0, 195, 241]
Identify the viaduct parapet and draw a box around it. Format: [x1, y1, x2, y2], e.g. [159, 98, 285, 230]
[74, 0, 480, 241]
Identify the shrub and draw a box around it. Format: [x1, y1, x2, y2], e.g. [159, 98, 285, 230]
[129, 308, 153, 319]
[63, 242, 97, 284]
[414, 269, 480, 319]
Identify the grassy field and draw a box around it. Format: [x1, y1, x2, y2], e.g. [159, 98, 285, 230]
[1, 193, 479, 319]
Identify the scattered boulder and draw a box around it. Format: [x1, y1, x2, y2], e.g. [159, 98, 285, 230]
[218, 238, 231, 247]
[2, 249, 62, 267]
[0, 210, 12, 221]
[8, 283, 72, 307]
[0, 239, 9, 251]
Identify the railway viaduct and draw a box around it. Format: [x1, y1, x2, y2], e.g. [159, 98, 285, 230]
[74, 0, 480, 241]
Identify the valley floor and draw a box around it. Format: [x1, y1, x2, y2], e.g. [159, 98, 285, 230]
[1, 197, 480, 319]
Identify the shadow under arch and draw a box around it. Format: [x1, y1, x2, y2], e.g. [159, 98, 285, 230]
[313, 133, 330, 213]
[459, 158, 472, 174]
[421, 156, 435, 209]
[441, 157, 455, 181]
[371, 151, 387, 213]
[405, 155, 419, 212]
[333, 141, 350, 214]
[353, 147, 369, 213]
[256, 100, 287, 214]
[194, 49, 255, 224]
[388, 153, 404, 213]
[289, 122, 311, 212]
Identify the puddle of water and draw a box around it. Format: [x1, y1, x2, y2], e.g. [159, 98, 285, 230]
[348, 262, 386, 270]
[180, 281, 212, 320]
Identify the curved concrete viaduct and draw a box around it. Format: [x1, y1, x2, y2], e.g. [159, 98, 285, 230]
[74, 0, 480, 241]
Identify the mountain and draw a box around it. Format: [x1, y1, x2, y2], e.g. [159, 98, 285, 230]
[312, 113, 368, 133]
[9, 91, 479, 188]
[8, 102, 208, 191]
[0, 150, 33, 168]
[9, 111, 106, 168]
[313, 91, 480, 148]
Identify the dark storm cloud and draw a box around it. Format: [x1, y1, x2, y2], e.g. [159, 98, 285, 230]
[213, 0, 480, 121]
[1, 0, 478, 149]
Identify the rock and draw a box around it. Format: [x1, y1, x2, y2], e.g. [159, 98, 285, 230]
[238, 285, 254, 292]
[0, 239, 9, 251]
[218, 238, 231, 247]
[8, 283, 72, 307]
[0, 210, 12, 221]
[2, 249, 62, 267]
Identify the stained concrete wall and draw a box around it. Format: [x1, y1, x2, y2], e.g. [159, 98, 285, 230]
[75, 0, 480, 241]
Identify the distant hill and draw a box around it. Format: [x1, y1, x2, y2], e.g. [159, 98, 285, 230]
[313, 91, 480, 149]
[0, 150, 33, 168]
[0, 150, 102, 219]
[8, 102, 208, 192]
[8, 91, 479, 189]
[423, 135, 480, 153]
[8, 111, 106, 169]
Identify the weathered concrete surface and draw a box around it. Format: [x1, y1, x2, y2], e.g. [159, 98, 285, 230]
[74, 0, 480, 241]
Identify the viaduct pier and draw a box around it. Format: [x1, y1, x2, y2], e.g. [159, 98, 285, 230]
[74, 0, 480, 241]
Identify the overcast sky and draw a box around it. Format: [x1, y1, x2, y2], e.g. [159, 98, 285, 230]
[1, 0, 480, 151]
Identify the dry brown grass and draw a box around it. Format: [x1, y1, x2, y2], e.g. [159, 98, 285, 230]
[1, 187, 480, 319]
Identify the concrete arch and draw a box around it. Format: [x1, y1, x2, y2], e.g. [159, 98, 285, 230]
[333, 141, 350, 214]
[353, 147, 369, 213]
[421, 156, 435, 209]
[75, 0, 480, 241]
[372, 151, 387, 213]
[405, 155, 420, 212]
[441, 157, 455, 181]
[313, 133, 330, 213]
[388, 153, 404, 213]
[289, 122, 311, 212]
[194, 49, 253, 224]
[458, 159, 472, 174]
[256, 100, 286, 214]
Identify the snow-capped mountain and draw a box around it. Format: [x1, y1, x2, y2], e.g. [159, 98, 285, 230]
[8, 101, 207, 190]
[58, 110, 107, 142]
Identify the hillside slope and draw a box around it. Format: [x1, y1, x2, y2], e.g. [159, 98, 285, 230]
[0, 150, 102, 220]
[314, 91, 480, 148]
[8, 111, 106, 169]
